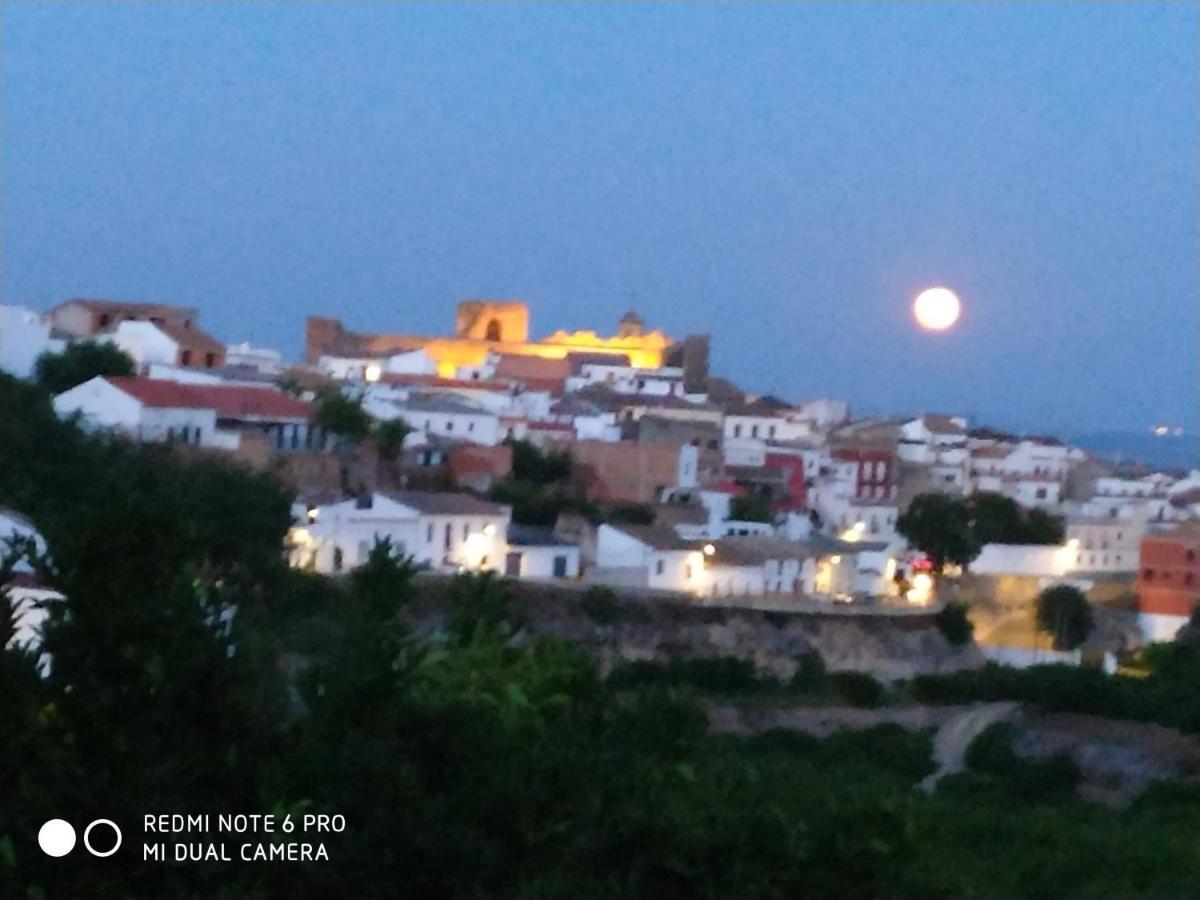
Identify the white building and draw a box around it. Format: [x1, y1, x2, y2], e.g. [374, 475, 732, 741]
[0, 306, 62, 378]
[565, 362, 686, 397]
[290, 491, 512, 574]
[1065, 517, 1145, 574]
[971, 543, 1080, 578]
[318, 348, 439, 382]
[969, 438, 1071, 509]
[363, 392, 502, 446]
[503, 525, 581, 579]
[591, 524, 875, 601]
[53, 376, 318, 452]
[898, 414, 970, 494]
[1080, 472, 1182, 524]
[225, 342, 284, 375]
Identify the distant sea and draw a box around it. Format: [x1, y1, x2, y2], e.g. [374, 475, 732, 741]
[1069, 431, 1199, 472]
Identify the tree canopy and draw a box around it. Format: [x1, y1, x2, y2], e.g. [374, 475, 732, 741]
[34, 341, 135, 394]
[730, 492, 773, 523]
[1035, 584, 1094, 651]
[896, 493, 980, 572]
[968, 492, 1064, 545]
[313, 388, 372, 442]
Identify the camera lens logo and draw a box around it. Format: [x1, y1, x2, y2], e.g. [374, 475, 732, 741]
[38, 819, 122, 857]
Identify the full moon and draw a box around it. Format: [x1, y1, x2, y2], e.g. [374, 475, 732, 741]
[913, 287, 962, 331]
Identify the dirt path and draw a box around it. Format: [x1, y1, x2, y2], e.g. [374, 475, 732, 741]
[918, 702, 1020, 792]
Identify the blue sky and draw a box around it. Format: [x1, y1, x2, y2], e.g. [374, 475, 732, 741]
[3, 2, 1196, 435]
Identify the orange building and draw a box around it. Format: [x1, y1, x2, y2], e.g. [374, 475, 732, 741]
[1136, 521, 1200, 642]
[306, 300, 689, 380]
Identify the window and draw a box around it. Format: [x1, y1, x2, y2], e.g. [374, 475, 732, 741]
[1143, 568, 1155, 580]
[468, 422, 475, 432]
[655, 559, 664, 576]
[1188, 550, 1197, 562]
[553, 555, 568, 578]
[204, 353, 216, 368]
[181, 349, 193, 366]
[484, 318, 502, 341]
[768, 425, 776, 438]
[733, 425, 742, 438]
[98, 313, 111, 327]
[444, 523, 452, 550]
[332, 547, 344, 572]
[463, 523, 470, 541]
[684, 564, 692, 580]
[446, 421, 453, 432]
[1035, 487, 1047, 499]
[751, 425, 759, 438]
[426, 524, 434, 543]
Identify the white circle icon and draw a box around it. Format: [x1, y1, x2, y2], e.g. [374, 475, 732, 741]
[38, 819, 76, 857]
[84, 819, 122, 857]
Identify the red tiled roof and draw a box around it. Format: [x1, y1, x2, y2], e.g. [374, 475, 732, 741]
[156, 320, 225, 354]
[527, 421, 574, 432]
[106, 377, 313, 420]
[52, 298, 197, 317]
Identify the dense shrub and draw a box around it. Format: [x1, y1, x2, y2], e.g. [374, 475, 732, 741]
[934, 600, 974, 646]
[580, 585, 622, 625]
[829, 671, 887, 708]
[963, 722, 1079, 800]
[910, 659, 1200, 733]
[790, 650, 828, 692]
[607, 656, 776, 694]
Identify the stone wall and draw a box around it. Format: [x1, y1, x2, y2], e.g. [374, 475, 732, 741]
[404, 580, 983, 681]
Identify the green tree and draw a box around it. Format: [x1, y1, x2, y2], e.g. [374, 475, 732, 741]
[373, 418, 412, 461]
[508, 438, 573, 484]
[1024, 508, 1065, 545]
[967, 492, 1026, 544]
[34, 341, 135, 394]
[1035, 584, 1094, 651]
[897, 493, 980, 573]
[314, 388, 372, 441]
[730, 492, 773, 523]
[935, 600, 975, 646]
[967, 492, 1064, 545]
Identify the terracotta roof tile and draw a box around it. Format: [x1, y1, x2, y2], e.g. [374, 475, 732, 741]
[106, 377, 313, 420]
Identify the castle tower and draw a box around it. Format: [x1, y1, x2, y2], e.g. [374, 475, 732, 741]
[616, 309, 646, 338]
[455, 300, 529, 343]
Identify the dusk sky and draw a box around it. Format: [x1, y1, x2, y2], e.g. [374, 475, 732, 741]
[3, 2, 1196, 436]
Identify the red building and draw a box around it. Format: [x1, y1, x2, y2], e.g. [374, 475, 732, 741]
[1137, 521, 1200, 642]
[763, 451, 806, 511]
[831, 447, 896, 502]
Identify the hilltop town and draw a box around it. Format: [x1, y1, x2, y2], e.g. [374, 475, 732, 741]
[3, 296, 1199, 661]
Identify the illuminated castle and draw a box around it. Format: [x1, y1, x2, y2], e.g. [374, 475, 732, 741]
[307, 300, 708, 386]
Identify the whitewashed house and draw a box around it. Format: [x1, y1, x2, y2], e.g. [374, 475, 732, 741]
[1065, 516, 1145, 574]
[0, 306, 62, 378]
[898, 414, 970, 494]
[363, 392, 502, 446]
[290, 491, 511, 574]
[53, 376, 318, 452]
[224, 342, 284, 375]
[565, 362, 686, 398]
[503, 525, 581, 579]
[1080, 472, 1182, 524]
